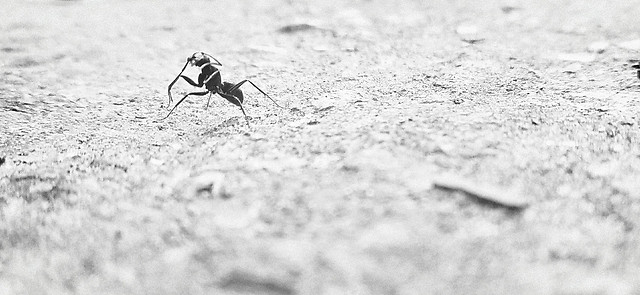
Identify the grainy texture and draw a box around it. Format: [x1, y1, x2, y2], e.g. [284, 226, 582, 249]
[1, 0, 640, 294]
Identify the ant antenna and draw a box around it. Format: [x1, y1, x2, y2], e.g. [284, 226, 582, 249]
[167, 60, 190, 106]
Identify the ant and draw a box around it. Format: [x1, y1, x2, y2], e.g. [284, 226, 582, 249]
[164, 52, 282, 125]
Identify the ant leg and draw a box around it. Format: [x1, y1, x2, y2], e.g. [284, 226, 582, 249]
[168, 75, 204, 107]
[228, 80, 283, 108]
[167, 60, 190, 106]
[162, 91, 210, 120]
[206, 92, 213, 110]
[201, 70, 220, 110]
[217, 91, 250, 126]
[180, 75, 202, 87]
[239, 104, 250, 127]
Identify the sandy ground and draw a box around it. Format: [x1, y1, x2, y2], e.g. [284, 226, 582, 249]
[2, 0, 640, 294]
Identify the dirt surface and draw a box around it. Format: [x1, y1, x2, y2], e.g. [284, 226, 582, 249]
[2, 0, 640, 294]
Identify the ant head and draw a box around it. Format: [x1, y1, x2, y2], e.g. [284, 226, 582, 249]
[186, 52, 222, 67]
[187, 52, 210, 67]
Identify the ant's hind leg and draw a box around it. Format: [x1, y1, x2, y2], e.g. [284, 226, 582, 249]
[227, 80, 282, 108]
[238, 104, 250, 127]
[218, 91, 250, 126]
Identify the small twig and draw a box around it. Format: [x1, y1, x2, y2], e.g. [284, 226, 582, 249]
[433, 176, 530, 210]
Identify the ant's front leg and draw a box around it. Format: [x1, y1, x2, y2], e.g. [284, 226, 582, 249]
[179, 75, 203, 87]
[162, 91, 210, 120]
[167, 75, 204, 107]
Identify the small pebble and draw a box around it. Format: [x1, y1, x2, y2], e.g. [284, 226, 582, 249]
[563, 63, 583, 73]
[191, 171, 228, 199]
[587, 41, 609, 53]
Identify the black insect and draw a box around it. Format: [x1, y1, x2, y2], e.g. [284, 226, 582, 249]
[164, 52, 282, 125]
[633, 61, 640, 80]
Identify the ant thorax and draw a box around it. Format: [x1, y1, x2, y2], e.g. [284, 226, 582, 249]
[201, 65, 218, 76]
